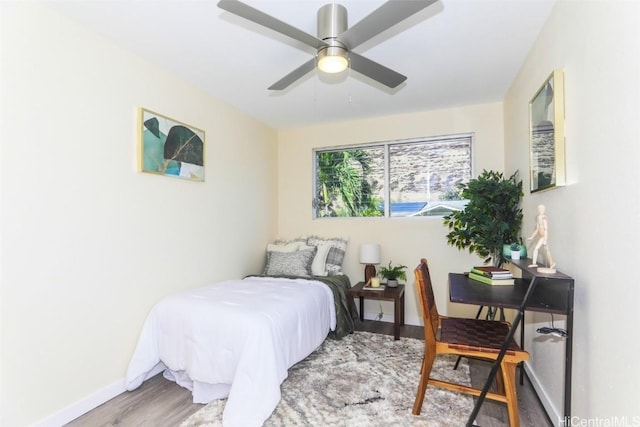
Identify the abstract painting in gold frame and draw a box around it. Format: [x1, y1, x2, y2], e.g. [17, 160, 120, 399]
[529, 69, 565, 193]
[138, 108, 205, 182]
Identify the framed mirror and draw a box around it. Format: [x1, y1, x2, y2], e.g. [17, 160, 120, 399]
[529, 69, 565, 193]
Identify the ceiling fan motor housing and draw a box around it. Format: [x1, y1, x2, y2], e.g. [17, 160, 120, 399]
[317, 3, 347, 41]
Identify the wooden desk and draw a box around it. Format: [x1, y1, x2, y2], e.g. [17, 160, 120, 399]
[348, 282, 405, 340]
[449, 259, 574, 425]
[449, 274, 573, 315]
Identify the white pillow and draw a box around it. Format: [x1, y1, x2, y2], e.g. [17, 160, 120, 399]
[307, 236, 348, 276]
[310, 242, 332, 276]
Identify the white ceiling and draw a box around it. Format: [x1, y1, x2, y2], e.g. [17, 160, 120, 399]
[45, 0, 556, 129]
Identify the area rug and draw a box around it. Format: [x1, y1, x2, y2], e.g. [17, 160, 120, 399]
[180, 331, 474, 426]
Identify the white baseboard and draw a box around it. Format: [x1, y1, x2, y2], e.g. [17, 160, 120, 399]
[31, 380, 125, 427]
[524, 361, 562, 426]
[32, 364, 165, 427]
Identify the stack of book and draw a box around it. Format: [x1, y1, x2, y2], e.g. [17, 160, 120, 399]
[468, 266, 515, 285]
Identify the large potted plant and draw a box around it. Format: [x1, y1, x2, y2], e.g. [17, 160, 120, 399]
[442, 170, 523, 266]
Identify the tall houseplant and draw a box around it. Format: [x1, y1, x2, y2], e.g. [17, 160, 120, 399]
[442, 170, 523, 266]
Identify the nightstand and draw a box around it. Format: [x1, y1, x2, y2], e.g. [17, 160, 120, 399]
[347, 281, 405, 340]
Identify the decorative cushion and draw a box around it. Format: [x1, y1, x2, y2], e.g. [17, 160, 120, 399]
[267, 241, 302, 252]
[274, 237, 307, 247]
[264, 241, 304, 274]
[310, 242, 332, 276]
[264, 247, 317, 277]
[307, 236, 348, 276]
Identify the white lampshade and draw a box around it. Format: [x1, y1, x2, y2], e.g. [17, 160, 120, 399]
[359, 244, 381, 264]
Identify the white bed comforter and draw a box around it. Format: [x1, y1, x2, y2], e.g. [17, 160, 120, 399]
[125, 276, 336, 427]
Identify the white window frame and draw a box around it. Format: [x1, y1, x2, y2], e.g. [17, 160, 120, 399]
[313, 133, 474, 219]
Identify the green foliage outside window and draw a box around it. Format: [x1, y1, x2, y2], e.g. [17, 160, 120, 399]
[316, 150, 382, 217]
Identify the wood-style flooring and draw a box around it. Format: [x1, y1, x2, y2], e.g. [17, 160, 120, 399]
[66, 321, 551, 427]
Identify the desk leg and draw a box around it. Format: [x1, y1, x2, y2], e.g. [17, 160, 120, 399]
[564, 332, 573, 423]
[400, 293, 405, 325]
[564, 287, 575, 422]
[520, 311, 525, 386]
[359, 297, 364, 322]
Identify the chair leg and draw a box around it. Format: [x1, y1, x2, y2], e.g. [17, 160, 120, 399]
[501, 362, 521, 427]
[413, 352, 436, 415]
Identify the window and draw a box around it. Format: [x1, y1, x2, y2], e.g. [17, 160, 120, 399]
[313, 134, 472, 218]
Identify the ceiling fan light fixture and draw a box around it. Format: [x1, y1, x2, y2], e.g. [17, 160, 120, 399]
[317, 45, 349, 74]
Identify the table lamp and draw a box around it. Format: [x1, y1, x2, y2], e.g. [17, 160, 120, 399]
[359, 243, 381, 284]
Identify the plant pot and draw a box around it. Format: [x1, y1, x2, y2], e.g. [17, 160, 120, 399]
[386, 279, 398, 288]
[503, 244, 512, 258]
[503, 244, 527, 259]
[510, 250, 521, 260]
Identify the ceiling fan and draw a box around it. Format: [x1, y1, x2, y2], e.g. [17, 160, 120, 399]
[217, 0, 437, 90]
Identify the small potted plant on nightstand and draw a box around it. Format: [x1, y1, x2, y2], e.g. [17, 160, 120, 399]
[378, 261, 408, 288]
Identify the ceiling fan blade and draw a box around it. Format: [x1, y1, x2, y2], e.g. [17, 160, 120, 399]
[348, 52, 406, 89]
[340, 0, 437, 49]
[268, 59, 316, 91]
[218, 0, 326, 50]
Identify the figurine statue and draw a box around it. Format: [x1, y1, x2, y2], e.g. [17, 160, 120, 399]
[527, 204, 556, 270]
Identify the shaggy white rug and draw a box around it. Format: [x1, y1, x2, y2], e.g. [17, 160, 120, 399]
[181, 331, 474, 426]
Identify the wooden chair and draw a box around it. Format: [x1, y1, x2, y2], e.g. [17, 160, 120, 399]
[412, 259, 529, 427]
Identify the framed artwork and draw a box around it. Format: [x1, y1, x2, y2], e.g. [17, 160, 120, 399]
[529, 69, 565, 193]
[138, 108, 205, 182]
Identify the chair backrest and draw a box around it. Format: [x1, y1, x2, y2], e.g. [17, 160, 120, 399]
[414, 258, 440, 343]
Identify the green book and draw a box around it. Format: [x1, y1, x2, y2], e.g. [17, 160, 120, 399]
[470, 266, 512, 278]
[468, 272, 515, 286]
[470, 268, 513, 279]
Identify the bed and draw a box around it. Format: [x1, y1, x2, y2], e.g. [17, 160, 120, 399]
[125, 245, 356, 427]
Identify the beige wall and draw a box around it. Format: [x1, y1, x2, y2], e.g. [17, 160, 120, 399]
[277, 103, 505, 325]
[0, 3, 278, 426]
[504, 0, 640, 422]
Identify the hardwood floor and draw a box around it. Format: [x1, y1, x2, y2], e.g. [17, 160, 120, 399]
[66, 321, 551, 427]
[65, 374, 202, 427]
